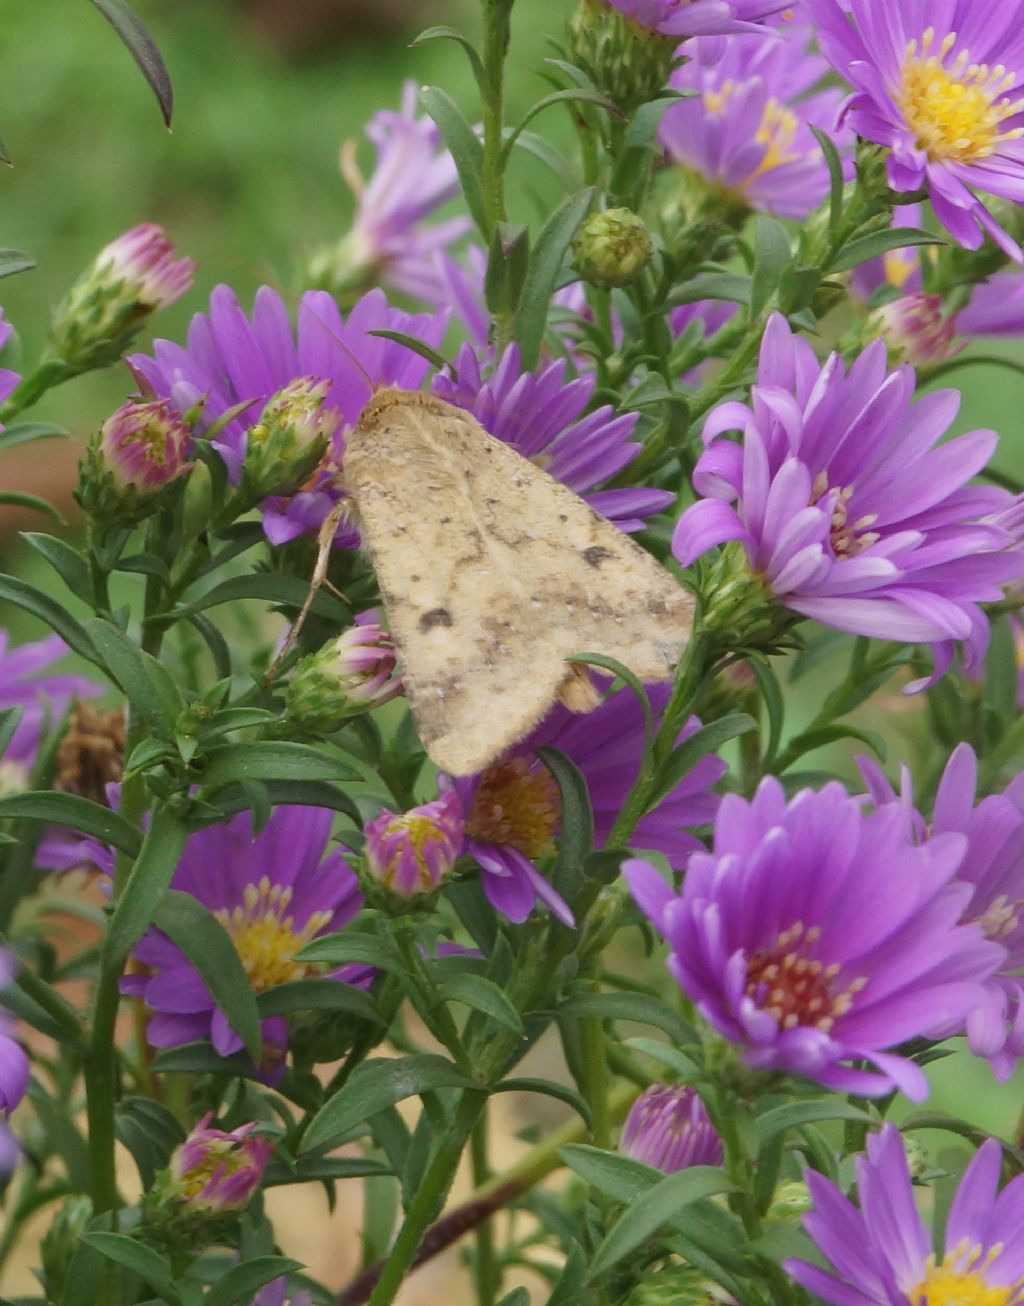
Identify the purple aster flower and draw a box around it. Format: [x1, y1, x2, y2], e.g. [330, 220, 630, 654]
[660, 27, 850, 220]
[250, 1281, 312, 1306]
[432, 344, 674, 532]
[806, 0, 1024, 260]
[103, 806, 363, 1070]
[673, 313, 1024, 686]
[0, 949, 29, 1171]
[626, 776, 1002, 1099]
[619, 1083, 724, 1172]
[859, 743, 1024, 1081]
[786, 1123, 1024, 1304]
[165, 1113, 272, 1213]
[363, 790, 464, 900]
[447, 682, 726, 927]
[0, 307, 21, 417]
[309, 81, 470, 305]
[130, 285, 447, 545]
[596, 0, 788, 38]
[0, 631, 102, 792]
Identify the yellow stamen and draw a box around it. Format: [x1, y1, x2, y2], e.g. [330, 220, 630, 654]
[214, 877, 330, 993]
[898, 29, 1024, 163]
[745, 921, 866, 1032]
[911, 1241, 1024, 1305]
[752, 99, 803, 177]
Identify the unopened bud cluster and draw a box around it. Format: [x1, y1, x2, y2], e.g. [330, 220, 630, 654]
[573, 208, 654, 289]
[286, 613, 402, 733]
[48, 224, 194, 374]
[78, 398, 194, 525]
[868, 293, 961, 369]
[241, 376, 339, 501]
[568, 0, 679, 114]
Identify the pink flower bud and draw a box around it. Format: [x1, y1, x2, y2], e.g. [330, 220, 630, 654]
[619, 1084, 723, 1173]
[97, 223, 196, 310]
[363, 790, 464, 899]
[167, 1113, 272, 1213]
[286, 612, 402, 733]
[99, 398, 194, 493]
[871, 293, 963, 369]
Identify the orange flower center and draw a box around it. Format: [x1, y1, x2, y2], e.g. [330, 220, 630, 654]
[465, 757, 562, 859]
[745, 921, 866, 1032]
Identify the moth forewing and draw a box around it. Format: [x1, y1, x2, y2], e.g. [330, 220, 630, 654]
[343, 387, 694, 776]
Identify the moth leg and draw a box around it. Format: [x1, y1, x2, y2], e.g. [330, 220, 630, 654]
[264, 499, 348, 686]
[556, 663, 603, 714]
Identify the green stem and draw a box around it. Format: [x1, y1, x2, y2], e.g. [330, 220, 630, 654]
[480, 0, 512, 239]
[580, 974, 611, 1151]
[366, 1089, 489, 1306]
[471, 1113, 499, 1306]
[0, 358, 70, 423]
[83, 965, 122, 1222]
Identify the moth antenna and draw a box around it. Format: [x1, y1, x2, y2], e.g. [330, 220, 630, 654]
[264, 499, 349, 686]
[301, 298, 381, 396]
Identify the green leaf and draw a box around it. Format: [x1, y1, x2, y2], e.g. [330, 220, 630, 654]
[114, 1097, 185, 1188]
[502, 88, 620, 165]
[368, 329, 454, 376]
[750, 215, 792, 318]
[256, 978, 381, 1024]
[207, 780, 362, 828]
[0, 573, 101, 666]
[296, 932, 406, 973]
[755, 1099, 875, 1144]
[90, 0, 173, 126]
[21, 533, 91, 597]
[420, 86, 487, 234]
[153, 889, 263, 1059]
[0, 421, 72, 450]
[669, 273, 751, 308]
[437, 973, 523, 1033]
[204, 1258, 303, 1306]
[0, 791, 141, 856]
[623, 1036, 700, 1079]
[986, 616, 1019, 723]
[0, 706, 20, 760]
[411, 25, 490, 100]
[166, 572, 349, 624]
[590, 1166, 737, 1279]
[83, 618, 178, 736]
[484, 222, 530, 318]
[81, 1233, 180, 1303]
[494, 1076, 592, 1127]
[536, 746, 593, 909]
[544, 1246, 588, 1306]
[0, 249, 36, 279]
[830, 227, 946, 273]
[198, 741, 359, 794]
[103, 805, 189, 971]
[150, 1042, 255, 1077]
[647, 713, 757, 811]
[748, 656, 784, 770]
[263, 1154, 391, 1187]
[560, 1143, 662, 1203]
[0, 490, 62, 521]
[809, 125, 845, 236]
[301, 1054, 475, 1153]
[514, 187, 594, 368]
[556, 991, 696, 1046]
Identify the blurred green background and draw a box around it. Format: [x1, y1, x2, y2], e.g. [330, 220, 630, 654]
[0, 0, 1022, 1155]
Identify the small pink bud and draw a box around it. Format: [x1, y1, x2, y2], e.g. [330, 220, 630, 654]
[364, 790, 464, 899]
[100, 398, 194, 493]
[166, 1113, 272, 1213]
[286, 612, 402, 733]
[97, 223, 196, 310]
[871, 293, 963, 369]
[620, 1084, 723, 1173]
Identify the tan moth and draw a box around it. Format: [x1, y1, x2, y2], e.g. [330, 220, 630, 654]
[329, 386, 694, 776]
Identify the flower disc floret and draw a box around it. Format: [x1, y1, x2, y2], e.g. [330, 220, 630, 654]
[787, 1124, 1024, 1305]
[806, 0, 1024, 258]
[673, 314, 1024, 685]
[626, 777, 1003, 1099]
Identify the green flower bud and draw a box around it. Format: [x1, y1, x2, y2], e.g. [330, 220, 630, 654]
[568, 0, 679, 114]
[242, 376, 338, 501]
[286, 613, 402, 734]
[573, 208, 654, 289]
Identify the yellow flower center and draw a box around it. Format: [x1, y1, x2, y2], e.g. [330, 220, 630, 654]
[703, 83, 804, 181]
[465, 757, 561, 860]
[897, 29, 1024, 164]
[911, 1243, 1024, 1305]
[753, 99, 802, 177]
[214, 877, 331, 993]
[745, 921, 867, 1033]
[811, 473, 880, 560]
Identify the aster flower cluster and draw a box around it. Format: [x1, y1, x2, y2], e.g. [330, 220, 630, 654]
[10, 2, 1024, 1304]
